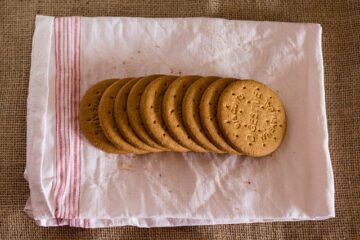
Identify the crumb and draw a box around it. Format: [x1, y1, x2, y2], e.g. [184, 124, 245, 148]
[122, 61, 126, 65]
[137, 50, 141, 54]
[159, 173, 162, 177]
[178, 71, 182, 75]
[117, 161, 133, 171]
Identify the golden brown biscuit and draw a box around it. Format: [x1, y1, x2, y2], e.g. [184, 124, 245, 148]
[140, 75, 189, 152]
[217, 80, 287, 157]
[162, 75, 206, 152]
[98, 78, 147, 154]
[182, 76, 224, 153]
[127, 75, 169, 151]
[114, 77, 162, 152]
[199, 78, 241, 154]
[79, 79, 124, 154]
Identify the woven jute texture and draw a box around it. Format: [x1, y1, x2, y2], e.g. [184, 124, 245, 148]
[1, 0, 359, 239]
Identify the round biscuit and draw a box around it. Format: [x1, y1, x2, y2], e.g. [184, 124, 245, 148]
[199, 78, 241, 154]
[98, 78, 147, 154]
[140, 75, 189, 152]
[114, 77, 162, 152]
[217, 80, 287, 157]
[127, 75, 169, 151]
[182, 76, 224, 153]
[79, 79, 124, 154]
[162, 75, 206, 152]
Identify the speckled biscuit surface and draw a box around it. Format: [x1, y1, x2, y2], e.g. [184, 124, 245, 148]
[140, 75, 189, 152]
[182, 76, 224, 153]
[98, 78, 147, 154]
[199, 78, 241, 154]
[79, 79, 124, 154]
[114, 77, 161, 152]
[162, 75, 206, 152]
[217, 80, 287, 157]
[127, 75, 169, 151]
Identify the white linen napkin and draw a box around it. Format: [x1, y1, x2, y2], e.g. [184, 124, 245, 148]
[25, 15, 335, 228]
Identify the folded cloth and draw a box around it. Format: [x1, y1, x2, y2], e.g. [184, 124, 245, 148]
[25, 15, 335, 228]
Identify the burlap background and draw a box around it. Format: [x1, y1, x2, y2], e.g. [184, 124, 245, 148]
[0, 0, 359, 239]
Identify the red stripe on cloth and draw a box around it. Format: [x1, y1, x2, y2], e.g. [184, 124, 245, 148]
[67, 17, 73, 220]
[77, 16, 82, 220]
[73, 16, 79, 220]
[65, 17, 72, 220]
[59, 16, 67, 219]
[63, 16, 68, 219]
[69, 16, 75, 220]
[85, 219, 89, 228]
[56, 16, 72, 220]
[60, 17, 67, 220]
[52, 16, 82, 223]
[68, 16, 80, 220]
[52, 17, 59, 220]
[54, 17, 65, 219]
[73, 16, 78, 220]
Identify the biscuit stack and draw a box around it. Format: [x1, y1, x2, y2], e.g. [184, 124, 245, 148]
[80, 75, 286, 157]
